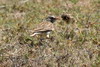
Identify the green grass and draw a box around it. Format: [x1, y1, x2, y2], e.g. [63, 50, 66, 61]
[0, 0, 100, 67]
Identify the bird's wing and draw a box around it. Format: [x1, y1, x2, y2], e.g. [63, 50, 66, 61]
[32, 21, 55, 33]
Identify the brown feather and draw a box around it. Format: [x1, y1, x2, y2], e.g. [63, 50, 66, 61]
[32, 21, 55, 33]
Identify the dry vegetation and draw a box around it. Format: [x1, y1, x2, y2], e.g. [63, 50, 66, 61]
[0, 0, 100, 67]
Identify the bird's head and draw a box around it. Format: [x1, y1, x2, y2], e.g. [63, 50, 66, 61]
[46, 15, 60, 23]
[61, 14, 70, 22]
[61, 14, 77, 23]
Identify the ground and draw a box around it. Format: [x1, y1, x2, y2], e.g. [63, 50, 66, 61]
[0, 0, 100, 67]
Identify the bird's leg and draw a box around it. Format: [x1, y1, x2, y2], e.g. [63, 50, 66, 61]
[46, 32, 50, 38]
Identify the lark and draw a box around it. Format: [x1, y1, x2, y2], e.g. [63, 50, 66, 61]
[30, 16, 60, 38]
[61, 14, 77, 24]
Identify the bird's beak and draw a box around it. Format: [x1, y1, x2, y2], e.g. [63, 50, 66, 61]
[56, 17, 61, 20]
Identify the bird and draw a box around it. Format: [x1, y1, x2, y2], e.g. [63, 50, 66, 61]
[30, 15, 60, 38]
[61, 13, 77, 29]
[61, 14, 77, 24]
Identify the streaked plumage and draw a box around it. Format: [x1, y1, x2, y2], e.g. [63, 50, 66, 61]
[32, 21, 55, 33]
[30, 16, 60, 37]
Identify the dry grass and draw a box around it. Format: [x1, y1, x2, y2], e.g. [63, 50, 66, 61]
[0, 0, 100, 67]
